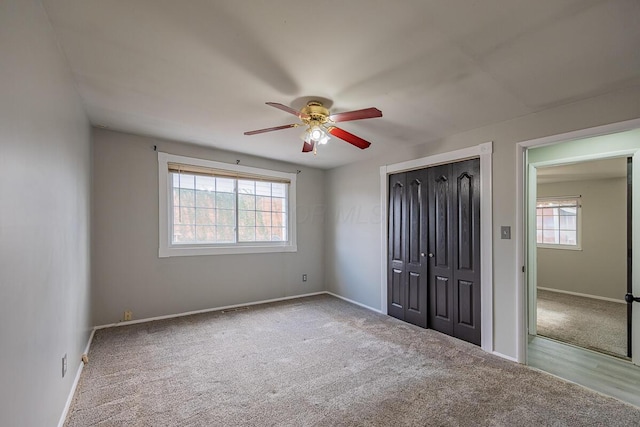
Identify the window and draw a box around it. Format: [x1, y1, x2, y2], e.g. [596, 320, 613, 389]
[158, 153, 297, 257]
[536, 197, 581, 250]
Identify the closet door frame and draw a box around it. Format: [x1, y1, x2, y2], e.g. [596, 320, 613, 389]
[380, 142, 494, 354]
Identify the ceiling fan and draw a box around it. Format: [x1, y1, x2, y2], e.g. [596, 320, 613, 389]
[244, 101, 382, 154]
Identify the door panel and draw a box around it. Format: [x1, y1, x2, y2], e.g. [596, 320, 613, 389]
[388, 174, 406, 320]
[405, 170, 428, 327]
[457, 173, 473, 270]
[457, 280, 473, 326]
[451, 160, 481, 345]
[388, 170, 428, 328]
[429, 164, 454, 335]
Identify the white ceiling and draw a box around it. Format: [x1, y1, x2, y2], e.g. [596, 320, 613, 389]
[537, 157, 628, 184]
[41, 0, 640, 169]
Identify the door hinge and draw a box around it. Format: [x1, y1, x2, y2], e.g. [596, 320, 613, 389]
[522, 266, 525, 273]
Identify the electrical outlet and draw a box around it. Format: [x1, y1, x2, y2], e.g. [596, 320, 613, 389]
[62, 353, 67, 378]
[123, 310, 132, 321]
[302, 274, 307, 282]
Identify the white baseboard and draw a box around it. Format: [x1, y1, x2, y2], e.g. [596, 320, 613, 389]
[94, 291, 327, 330]
[537, 287, 626, 304]
[493, 351, 519, 363]
[326, 291, 383, 314]
[58, 328, 95, 427]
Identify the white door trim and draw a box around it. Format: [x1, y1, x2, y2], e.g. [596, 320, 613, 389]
[380, 142, 493, 353]
[515, 117, 640, 364]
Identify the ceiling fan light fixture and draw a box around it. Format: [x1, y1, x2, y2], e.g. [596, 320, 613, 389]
[310, 126, 324, 141]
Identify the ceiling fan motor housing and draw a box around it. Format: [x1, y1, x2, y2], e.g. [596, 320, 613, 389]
[300, 101, 330, 126]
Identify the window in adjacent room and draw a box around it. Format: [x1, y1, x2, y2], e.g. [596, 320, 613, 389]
[158, 152, 297, 257]
[536, 196, 581, 250]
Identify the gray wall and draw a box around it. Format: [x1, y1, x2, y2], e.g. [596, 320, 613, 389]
[91, 129, 325, 325]
[537, 178, 626, 300]
[0, 1, 92, 426]
[325, 87, 640, 358]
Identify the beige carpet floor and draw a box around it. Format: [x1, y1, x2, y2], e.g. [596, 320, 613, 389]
[536, 289, 627, 357]
[66, 295, 640, 426]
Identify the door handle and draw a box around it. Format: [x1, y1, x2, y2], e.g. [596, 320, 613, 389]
[428, 253, 434, 258]
[625, 293, 640, 303]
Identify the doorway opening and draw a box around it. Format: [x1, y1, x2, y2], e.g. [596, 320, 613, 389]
[533, 157, 629, 359]
[516, 121, 640, 378]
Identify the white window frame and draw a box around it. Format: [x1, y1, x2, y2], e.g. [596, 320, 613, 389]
[536, 196, 582, 251]
[158, 152, 297, 257]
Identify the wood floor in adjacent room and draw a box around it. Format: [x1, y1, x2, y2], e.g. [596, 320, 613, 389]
[528, 335, 640, 408]
[66, 295, 640, 426]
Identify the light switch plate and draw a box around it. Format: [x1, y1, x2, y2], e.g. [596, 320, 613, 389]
[501, 226, 511, 240]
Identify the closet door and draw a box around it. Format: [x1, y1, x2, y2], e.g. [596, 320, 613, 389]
[451, 159, 481, 345]
[427, 164, 455, 336]
[405, 170, 428, 327]
[428, 159, 481, 345]
[388, 173, 407, 320]
[388, 170, 428, 327]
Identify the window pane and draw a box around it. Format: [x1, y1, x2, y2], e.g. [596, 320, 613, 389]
[272, 183, 286, 198]
[542, 207, 555, 216]
[560, 230, 576, 245]
[256, 196, 271, 211]
[559, 215, 576, 230]
[255, 226, 270, 241]
[559, 206, 576, 216]
[238, 194, 255, 210]
[216, 209, 235, 226]
[196, 226, 216, 242]
[173, 225, 195, 243]
[216, 178, 234, 193]
[272, 197, 286, 212]
[256, 211, 272, 227]
[536, 230, 542, 243]
[177, 189, 196, 207]
[543, 230, 557, 244]
[238, 210, 256, 226]
[536, 215, 542, 229]
[174, 207, 195, 224]
[195, 191, 215, 208]
[238, 180, 255, 195]
[271, 227, 286, 241]
[217, 226, 235, 243]
[272, 212, 286, 227]
[195, 176, 216, 191]
[173, 174, 195, 189]
[216, 192, 234, 209]
[542, 215, 557, 229]
[238, 227, 255, 241]
[255, 182, 271, 196]
[195, 208, 216, 225]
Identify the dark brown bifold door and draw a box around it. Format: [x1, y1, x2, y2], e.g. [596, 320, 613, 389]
[388, 170, 429, 327]
[427, 159, 481, 345]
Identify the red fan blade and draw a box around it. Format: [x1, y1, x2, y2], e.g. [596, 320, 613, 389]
[266, 102, 308, 119]
[244, 123, 298, 135]
[302, 140, 314, 152]
[327, 126, 372, 149]
[329, 107, 382, 123]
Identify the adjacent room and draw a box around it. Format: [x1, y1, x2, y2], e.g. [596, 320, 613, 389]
[2, 1, 640, 426]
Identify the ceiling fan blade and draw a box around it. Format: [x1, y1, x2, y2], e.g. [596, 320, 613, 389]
[327, 126, 372, 149]
[266, 102, 308, 119]
[244, 123, 298, 135]
[302, 140, 314, 152]
[329, 107, 382, 123]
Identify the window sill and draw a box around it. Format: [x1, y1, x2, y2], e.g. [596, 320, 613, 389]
[536, 244, 582, 251]
[159, 243, 297, 258]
